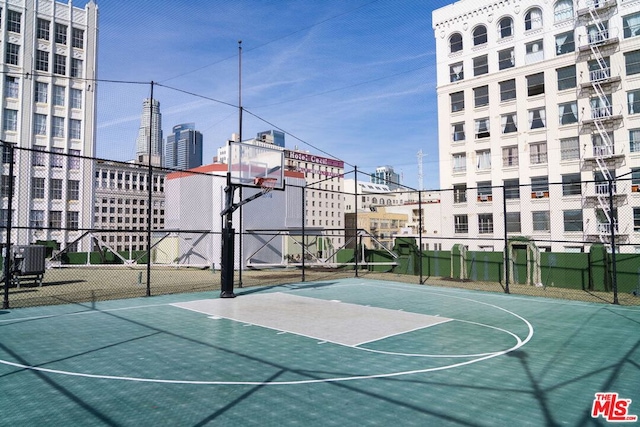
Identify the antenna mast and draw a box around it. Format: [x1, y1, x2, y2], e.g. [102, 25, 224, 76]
[417, 150, 424, 191]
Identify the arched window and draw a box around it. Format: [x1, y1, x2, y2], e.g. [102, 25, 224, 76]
[450, 33, 463, 53]
[473, 25, 487, 45]
[371, 197, 378, 204]
[554, 0, 573, 23]
[498, 17, 513, 38]
[525, 8, 543, 30]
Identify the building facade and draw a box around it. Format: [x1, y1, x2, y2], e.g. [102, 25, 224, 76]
[93, 160, 166, 253]
[135, 98, 162, 166]
[371, 165, 401, 190]
[433, 0, 640, 252]
[164, 123, 203, 170]
[1, 0, 98, 251]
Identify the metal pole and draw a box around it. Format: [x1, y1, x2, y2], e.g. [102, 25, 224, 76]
[146, 82, 154, 297]
[418, 190, 423, 284]
[2, 142, 15, 309]
[609, 178, 619, 304]
[503, 184, 510, 294]
[354, 166, 359, 277]
[301, 186, 306, 282]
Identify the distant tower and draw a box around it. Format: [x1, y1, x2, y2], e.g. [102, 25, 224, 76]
[165, 123, 203, 169]
[372, 166, 401, 190]
[136, 98, 163, 166]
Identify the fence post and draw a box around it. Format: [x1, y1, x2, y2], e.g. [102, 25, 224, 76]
[418, 190, 423, 284]
[301, 186, 305, 282]
[2, 142, 15, 309]
[609, 178, 619, 304]
[354, 166, 359, 277]
[503, 184, 510, 294]
[145, 81, 154, 297]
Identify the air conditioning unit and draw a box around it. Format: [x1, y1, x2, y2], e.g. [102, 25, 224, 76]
[633, 185, 639, 193]
[534, 191, 546, 198]
[479, 195, 489, 202]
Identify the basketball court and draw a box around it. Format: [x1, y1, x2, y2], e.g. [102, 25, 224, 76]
[0, 278, 638, 425]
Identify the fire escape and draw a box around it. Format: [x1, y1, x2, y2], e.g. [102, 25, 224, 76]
[577, 0, 625, 246]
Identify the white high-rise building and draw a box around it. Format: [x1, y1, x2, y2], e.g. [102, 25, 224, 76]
[433, 0, 640, 253]
[135, 98, 162, 166]
[1, 0, 98, 252]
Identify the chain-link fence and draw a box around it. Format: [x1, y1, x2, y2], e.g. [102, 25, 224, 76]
[2, 143, 640, 308]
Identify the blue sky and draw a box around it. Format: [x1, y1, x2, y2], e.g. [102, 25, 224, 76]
[79, 0, 451, 190]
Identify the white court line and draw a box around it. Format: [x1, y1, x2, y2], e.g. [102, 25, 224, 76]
[0, 282, 535, 386]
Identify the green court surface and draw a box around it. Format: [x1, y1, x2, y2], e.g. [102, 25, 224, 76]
[0, 278, 638, 426]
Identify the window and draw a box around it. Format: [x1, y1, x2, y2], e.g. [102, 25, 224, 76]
[452, 122, 465, 142]
[624, 13, 640, 39]
[531, 176, 549, 194]
[590, 95, 612, 119]
[525, 40, 543, 64]
[35, 82, 48, 103]
[49, 211, 62, 229]
[33, 114, 47, 135]
[473, 25, 487, 45]
[35, 50, 49, 72]
[477, 181, 492, 199]
[559, 102, 578, 125]
[4, 76, 18, 98]
[563, 210, 583, 232]
[533, 211, 550, 231]
[52, 116, 65, 138]
[452, 153, 466, 173]
[7, 10, 21, 33]
[475, 118, 490, 139]
[69, 119, 81, 139]
[525, 8, 542, 30]
[560, 137, 580, 160]
[450, 33, 463, 53]
[498, 48, 515, 70]
[504, 178, 520, 200]
[476, 150, 491, 170]
[499, 79, 516, 101]
[503, 145, 518, 167]
[30, 210, 45, 228]
[478, 214, 494, 234]
[473, 55, 488, 76]
[55, 23, 67, 44]
[450, 62, 463, 82]
[628, 90, 640, 115]
[555, 31, 574, 55]
[68, 149, 81, 169]
[1, 175, 14, 197]
[71, 58, 83, 78]
[454, 215, 468, 233]
[498, 17, 513, 38]
[68, 180, 80, 200]
[451, 91, 464, 112]
[562, 173, 581, 196]
[530, 142, 548, 164]
[51, 147, 64, 168]
[71, 89, 82, 109]
[72, 28, 84, 48]
[506, 212, 521, 233]
[625, 50, 640, 76]
[54, 85, 65, 106]
[37, 19, 50, 40]
[453, 184, 467, 203]
[557, 65, 576, 90]
[587, 21, 609, 44]
[589, 57, 611, 82]
[527, 73, 545, 96]
[49, 178, 63, 199]
[529, 108, 546, 129]
[31, 177, 45, 199]
[554, 0, 573, 22]
[5, 43, 19, 65]
[474, 86, 489, 107]
[32, 146, 46, 166]
[501, 113, 517, 134]
[2, 144, 14, 164]
[634, 208, 640, 232]
[3, 109, 17, 131]
[54, 54, 66, 75]
[67, 211, 79, 230]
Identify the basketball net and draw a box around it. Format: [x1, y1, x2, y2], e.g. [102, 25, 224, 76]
[255, 177, 277, 195]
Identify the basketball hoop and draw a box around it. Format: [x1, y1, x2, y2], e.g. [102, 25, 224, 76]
[255, 177, 277, 195]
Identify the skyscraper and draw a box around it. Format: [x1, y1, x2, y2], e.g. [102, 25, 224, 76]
[0, 0, 98, 252]
[372, 166, 401, 190]
[164, 123, 203, 170]
[135, 98, 163, 166]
